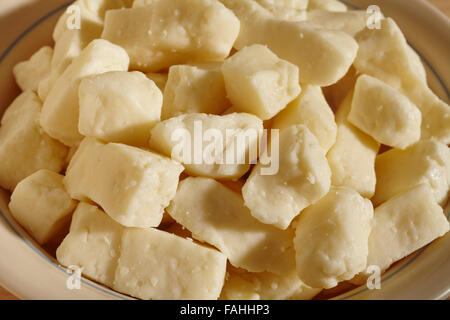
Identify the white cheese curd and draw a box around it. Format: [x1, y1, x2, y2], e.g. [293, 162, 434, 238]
[9, 170, 77, 245]
[221, 44, 301, 120]
[78, 71, 163, 146]
[162, 64, 229, 120]
[64, 138, 184, 228]
[348, 74, 421, 149]
[102, 0, 240, 71]
[220, 0, 358, 86]
[0, 91, 68, 190]
[355, 18, 450, 144]
[372, 139, 450, 206]
[40, 39, 130, 146]
[243, 124, 331, 230]
[326, 92, 379, 198]
[294, 186, 374, 289]
[272, 85, 337, 152]
[167, 177, 297, 274]
[149, 113, 263, 180]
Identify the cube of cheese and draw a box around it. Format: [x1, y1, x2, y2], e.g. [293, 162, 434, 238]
[308, 0, 347, 12]
[221, 44, 301, 120]
[149, 113, 263, 180]
[42, 1, 135, 102]
[306, 10, 370, 36]
[40, 39, 130, 146]
[9, 170, 77, 245]
[294, 186, 374, 289]
[364, 184, 449, 275]
[243, 125, 331, 230]
[0, 92, 68, 190]
[41, 0, 118, 101]
[355, 18, 450, 144]
[326, 92, 379, 198]
[38, 32, 86, 102]
[102, 0, 240, 72]
[372, 139, 450, 206]
[78, 71, 162, 146]
[166, 177, 296, 274]
[146, 72, 168, 92]
[272, 85, 337, 152]
[162, 64, 229, 120]
[113, 228, 227, 300]
[256, 0, 308, 11]
[13, 46, 53, 92]
[254, 0, 307, 22]
[349, 75, 421, 149]
[221, 266, 321, 300]
[220, 0, 358, 86]
[64, 138, 184, 228]
[56, 202, 125, 287]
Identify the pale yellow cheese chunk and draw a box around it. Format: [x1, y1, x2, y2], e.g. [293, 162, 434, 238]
[162, 64, 229, 120]
[9, 170, 77, 245]
[365, 184, 449, 274]
[40, 0, 124, 101]
[0, 91, 68, 190]
[354, 18, 450, 143]
[220, 0, 358, 86]
[64, 138, 184, 228]
[294, 186, 374, 289]
[149, 113, 263, 180]
[166, 177, 297, 274]
[326, 92, 379, 198]
[254, 0, 307, 21]
[13, 46, 53, 92]
[272, 85, 337, 152]
[221, 44, 301, 120]
[78, 71, 162, 146]
[243, 125, 331, 230]
[102, 0, 240, 72]
[221, 266, 321, 300]
[306, 10, 369, 36]
[256, 0, 308, 11]
[41, 39, 130, 146]
[56, 202, 124, 287]
[349, 74, 421, 149]
[113, 228, 227, 300]
[307, 0, 347, 12]
[372, 139, 450, 206]
[39, 32, 86, 102]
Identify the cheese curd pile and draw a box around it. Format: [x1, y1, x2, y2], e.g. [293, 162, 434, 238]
[2, 0, 450, 300]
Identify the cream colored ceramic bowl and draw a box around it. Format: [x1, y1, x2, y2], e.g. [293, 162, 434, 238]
[0, 0, 448, 300]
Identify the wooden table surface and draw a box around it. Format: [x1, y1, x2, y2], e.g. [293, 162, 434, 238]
[1, 0, 449, 301]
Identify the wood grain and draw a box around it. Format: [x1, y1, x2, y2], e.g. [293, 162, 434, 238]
[0, 0, 449, 301]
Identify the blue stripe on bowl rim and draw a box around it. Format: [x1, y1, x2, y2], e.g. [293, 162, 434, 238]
[0, 0, 448, 301]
